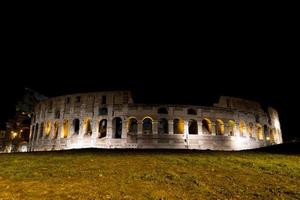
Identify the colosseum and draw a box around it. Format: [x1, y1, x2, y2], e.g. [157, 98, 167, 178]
[29, 91, 283, 151]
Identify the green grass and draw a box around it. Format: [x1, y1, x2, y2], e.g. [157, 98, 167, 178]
[0, 149, 299, 200]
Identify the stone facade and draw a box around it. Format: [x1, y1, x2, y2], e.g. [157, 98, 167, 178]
[29, 91, 282, 151]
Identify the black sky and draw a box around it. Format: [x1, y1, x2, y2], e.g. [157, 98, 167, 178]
[0, 17, 297, 141]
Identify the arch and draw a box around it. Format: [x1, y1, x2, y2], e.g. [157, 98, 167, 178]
[269, 128, 275, 143]
[216, 119, 224, 135]
[158, 118, 169, 134]
[142, 117, 153, 134]
[228, 120, 235, 136]
[39, 122, 44, 138]
[45, 121, 51, 138]
[128, 117, 138, 134]
[264, 125, 269, 140]
[248, 122, 254, 137]
[34, 123, 39, 141]
[73, 119, 80, 135]
[98, 119, 107, 138]
[84, 119, 92, 136]
[239, 120, 246, 136]
[256, 124, 264, 140]
[158, 107, 168, 114]
[113, 117, 122, 138]
[202, 118, 212, 134]
[174, 118, 184, 134]
[187, 108, 197, 115]
[188, 119, 198, 135]
[53, 121, 59, 139]
[61, 120, 69, 138]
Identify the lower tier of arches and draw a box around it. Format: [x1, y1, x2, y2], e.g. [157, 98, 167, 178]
[29, 134, 273, 151]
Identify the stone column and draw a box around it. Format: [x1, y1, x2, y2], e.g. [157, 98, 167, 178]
[107, 119, 113, 138]
[153, 120, 158, 135]
[224, 125, 229, 136]
[168, 120, 174, 135]
[137, 120, 143, 135]
[197, 121, 203, 135]
[211, 123, 216, 135]
[122, 119, 127, 139]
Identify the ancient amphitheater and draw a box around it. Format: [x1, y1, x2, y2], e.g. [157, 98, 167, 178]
[29, 91, 282, 151]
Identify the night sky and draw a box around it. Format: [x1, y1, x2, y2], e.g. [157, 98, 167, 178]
[0, 26, 297, 141]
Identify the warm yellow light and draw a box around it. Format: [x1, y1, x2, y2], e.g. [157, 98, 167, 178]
[266, 137, 270, 140]
[12, 132, 17, 138]
[20, 130, 23, 133]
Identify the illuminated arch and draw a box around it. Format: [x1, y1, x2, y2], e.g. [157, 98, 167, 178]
[61, 120, 69, 138]
[228, 120, 235, 136]
[216, 119, 224, 135]
[84, 118, 92, 136]
[239, 120, 246, 136]
[202, 118, 212, 134]
[45, 121, 51, 138]
[256, 124, 264, 140]
[174, 118, 184, 134]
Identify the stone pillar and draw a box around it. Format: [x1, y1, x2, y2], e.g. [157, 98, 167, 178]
[184, 121, 189, 137]
[137, 120, 143, 135]
[107, 119, 113, 138]
[211, 123, 216, 135]
[168, 120, 174, 134]
[197, 121, 203, 135]
[224, 125, 229, 136]
[153, 120, 158, 135]
[122, 119, 127, 139]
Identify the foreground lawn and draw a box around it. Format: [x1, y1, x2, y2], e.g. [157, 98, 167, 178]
[0, 149, 299, 199]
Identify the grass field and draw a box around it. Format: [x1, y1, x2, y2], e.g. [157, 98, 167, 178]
[0, 145, 299, 199]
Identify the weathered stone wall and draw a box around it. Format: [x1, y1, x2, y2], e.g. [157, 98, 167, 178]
[29, 91, 282, 151]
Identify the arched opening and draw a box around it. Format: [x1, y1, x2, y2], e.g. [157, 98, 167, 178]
[202, 118, 212, 134]
[228, 120, 235, 136]
[216, 119, 224, 135]
[45, 121, 51, 138]
[248, 123, 254, 137]
[54, 122, 59, 139]
[188, 119, 198, 134]
[256, 124, 264, 140]
[264, 125, 269, 140]
[61, 120, 69, 138]
[239, 120, 246, 136]
[142, 117, 153, 134]
[31, 125, 35, 141]
[84, 119, 92, 136]
[158, 108, 168, 114]
[128, 117, 138, 134]
[98, 119, 107, 138]
[174, 118, 184, 134]
[73, 119, 80, 135]
[113, 117, 122, 138]
[187, 108, 197, 115]
[158, 118, 168, 134]
[39, 122, 44, 138]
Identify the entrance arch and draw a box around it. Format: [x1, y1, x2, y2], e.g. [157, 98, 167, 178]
[113, 117, 122, 138]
